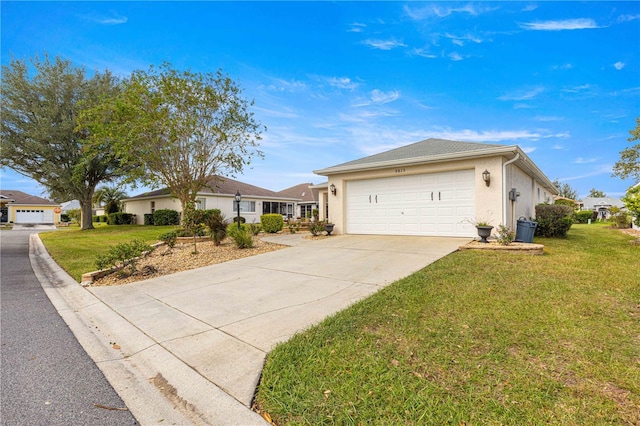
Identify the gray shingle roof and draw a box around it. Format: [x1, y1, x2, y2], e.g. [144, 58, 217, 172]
[127, 175, 292, 200]
[277, 183, 319, 203]
[324, 138, 505, 170]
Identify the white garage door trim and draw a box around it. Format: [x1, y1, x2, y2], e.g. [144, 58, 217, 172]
[345, 169, 476, 237]
[15, 209, 54, 224]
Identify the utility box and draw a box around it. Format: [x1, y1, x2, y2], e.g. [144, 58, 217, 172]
[515, 217, 537, 243]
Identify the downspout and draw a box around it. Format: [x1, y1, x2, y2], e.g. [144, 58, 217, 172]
[502, 152, 520, 226]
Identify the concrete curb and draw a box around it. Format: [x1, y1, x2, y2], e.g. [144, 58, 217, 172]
[29, 234, 267, 425]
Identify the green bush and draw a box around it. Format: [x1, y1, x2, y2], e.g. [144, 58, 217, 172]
[535, 204, 573, 237]
[554, 199, 576, 207]
[158, 231, 177, 248]
[144, 213, 154, 225]
[60, 213, 70, 223]
[228, 226, 254, 249]
[573, 210, 595, 224]
[204, 210, 228, 246]
[95, 239, 154, 276]
[309, 220, 325, 236]
[66, 208, 81, 223]
[153, 209, 180, 226]
[107, 212, 135, 225]
[261, 214, 284, 233]
[612, 212, 631, 229]
[176, 228, 194, 237]
[248, 222, 261, 236]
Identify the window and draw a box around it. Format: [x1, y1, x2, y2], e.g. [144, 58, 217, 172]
[196, 197, 206, 210]
[233, 200, 255, 213]
[150, 201, 155, 213]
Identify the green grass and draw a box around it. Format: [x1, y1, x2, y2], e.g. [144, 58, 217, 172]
[39, 224, 179, 281]
[255, 224, 640, 425]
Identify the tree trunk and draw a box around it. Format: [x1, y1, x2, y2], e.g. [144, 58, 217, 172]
[79, 193, 95, 230]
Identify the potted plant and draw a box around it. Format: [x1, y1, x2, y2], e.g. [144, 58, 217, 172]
[470, 219, 493, 243]
[324, 220, 335, 236]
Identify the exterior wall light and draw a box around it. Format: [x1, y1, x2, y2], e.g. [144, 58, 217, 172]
[330, 183, 336, 195]
[482, 169, 491, 187]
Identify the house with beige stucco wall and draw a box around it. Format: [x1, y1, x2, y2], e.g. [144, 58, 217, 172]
[0, 190, 61, 224]
[123, 175, 300, 225]
[313, 138, 558, 237]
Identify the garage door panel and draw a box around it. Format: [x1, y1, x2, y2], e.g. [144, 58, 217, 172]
[346, 169, 475, 237]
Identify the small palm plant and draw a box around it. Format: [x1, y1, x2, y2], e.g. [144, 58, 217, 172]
[206, 210, 229, 246]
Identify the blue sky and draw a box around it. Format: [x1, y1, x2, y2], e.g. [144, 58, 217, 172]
[2, 1, 639, 199]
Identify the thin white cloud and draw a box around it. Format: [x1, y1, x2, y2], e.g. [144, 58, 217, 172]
[614, 61, 625, 70]
[552, 63, 573, 70]
[327, 76, 359, 90]
[520, 18, 599, 31]
[362, 39, 406, 50]
[412, 48, 438, 59]
[253, 106, 298, 119]
[562, 84, 593, 93]
[521, 146, 537, 154]
[617, 14, 640, 23]
[444, 32, 484, 46]
[352, 89, 401, 107]
[561, 164, 613, 181]
[348, 22, 366, 33]
[449, 52, 464, 61]
[82, 12, 128, 25]
[404, 3, 494, 20]
[574, 157, 598, 164]
[553, 145, 566, 150]
[427, 128, 554, 142]
[265, 78, 307, 92]
[499, 87, 544, 101]
[522, 4, 538, 12]
[370, 89, 400, 104]
[534, 116, 564, 122]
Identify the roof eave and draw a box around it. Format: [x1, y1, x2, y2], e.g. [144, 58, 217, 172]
[314, 145, 520, 176]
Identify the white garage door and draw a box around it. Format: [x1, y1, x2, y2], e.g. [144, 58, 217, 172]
[346, 170, 476, 237]
[15, 209, 54, 224]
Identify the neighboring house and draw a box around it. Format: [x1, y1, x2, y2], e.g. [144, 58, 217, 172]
[313, 138, 558, 237]
[277, 183, 320, 219]
[123, 175, 300, 225]
[0, 190, 61, 224]
[60, 200, 81, 213]
[579, 197, 627, 221]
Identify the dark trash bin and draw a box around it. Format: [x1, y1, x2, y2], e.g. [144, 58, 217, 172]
[515, 217, 537, 243]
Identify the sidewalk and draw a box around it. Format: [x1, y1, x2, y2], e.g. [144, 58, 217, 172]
[31, 233, 466, 424]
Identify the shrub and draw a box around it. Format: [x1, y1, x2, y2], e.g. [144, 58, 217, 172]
[228, 226, 253, 249]
[176, 228, 194, 237]
[144, 213, 154, 225]
[612, 212, 631, 228]
[107, 212, 135, 225]
[288, 220, 301, 234]
[95, 239, 154, 276]
[158, 231, 177, 248]
[66, 208, 81, 223]
[535, 204, 573, 237]
[495, 224, 515, 246]
[573, 210, 595, 224]
[92, 215, 99, 223]
[204, 210, 228, 246]
[554, 199, 576, 208]
[248, 222, 261, 236]
[153, 209, 180, 226]
[261, 214, 284, 233]
[309, 220, 325, 236]
[233, 216, 246, 224]
[60, 213, 70, 223]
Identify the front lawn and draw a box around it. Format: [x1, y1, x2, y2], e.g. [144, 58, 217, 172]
[255, 225, 640, 425]
[39, 225, 179, 282]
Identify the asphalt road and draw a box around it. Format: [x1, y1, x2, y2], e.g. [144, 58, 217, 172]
[1, 230, 137, 425]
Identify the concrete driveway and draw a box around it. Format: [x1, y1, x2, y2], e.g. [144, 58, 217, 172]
[34, 233, 467, 425]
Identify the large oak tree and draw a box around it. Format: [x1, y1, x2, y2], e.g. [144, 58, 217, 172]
[1, 55, 134, 229]
[79, 63, 264, 218]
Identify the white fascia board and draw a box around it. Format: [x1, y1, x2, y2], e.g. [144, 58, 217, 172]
[314, 146, 519, 175]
